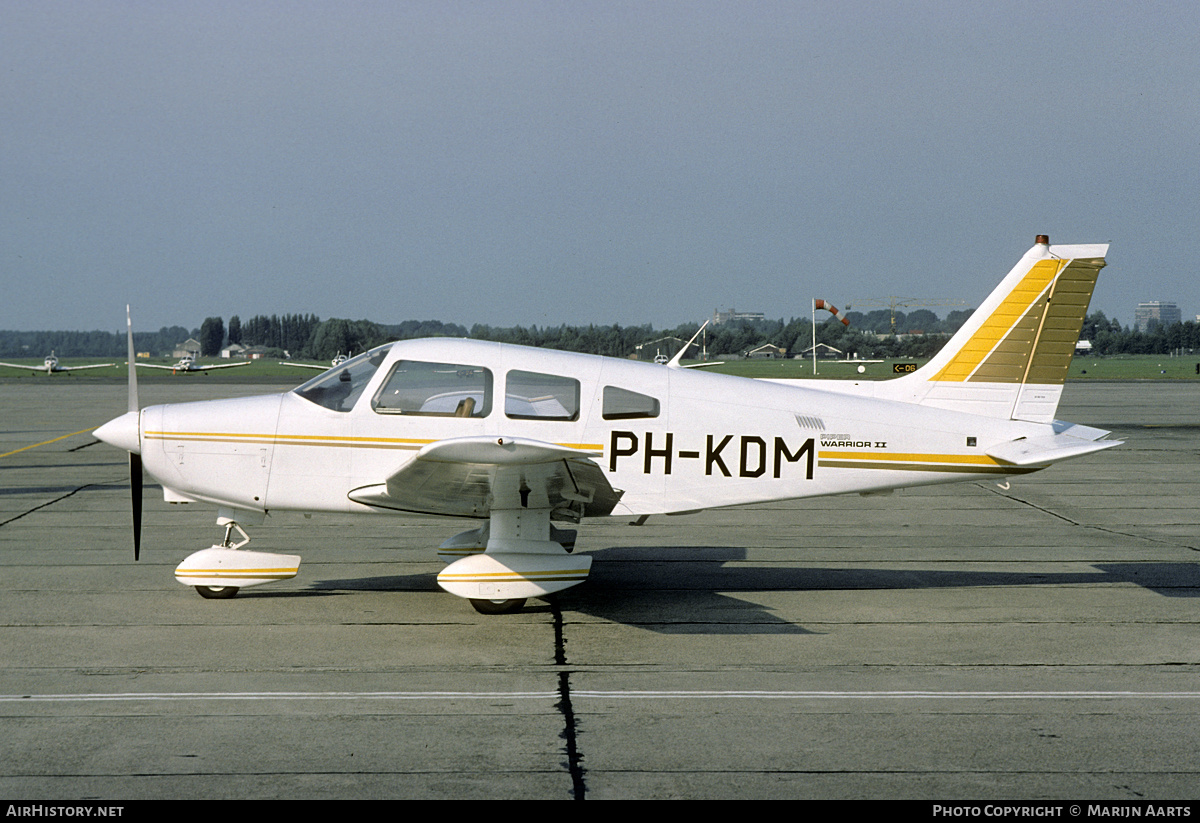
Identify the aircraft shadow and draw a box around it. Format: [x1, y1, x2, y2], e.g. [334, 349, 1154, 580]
[300, 547, 1199, 635]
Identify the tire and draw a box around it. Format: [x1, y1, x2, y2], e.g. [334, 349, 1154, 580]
[195, 585, 240, 599]
[469, 598, 526, 615]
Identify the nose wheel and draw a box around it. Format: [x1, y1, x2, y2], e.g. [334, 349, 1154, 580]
[174, 519, 300, 599]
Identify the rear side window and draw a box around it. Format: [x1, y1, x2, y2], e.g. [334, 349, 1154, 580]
[505, 370, 580, 421]
[602, 386, 660, 420]
[372, 361, 492, 417]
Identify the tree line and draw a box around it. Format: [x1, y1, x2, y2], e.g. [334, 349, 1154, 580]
[1081, 311, 1200, 355]
[2, 310, 1196, 360]
[0, 326, 194, 359]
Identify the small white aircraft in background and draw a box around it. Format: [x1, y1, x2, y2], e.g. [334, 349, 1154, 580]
[0, 352, 115, 374]
[832, 356, 885, 364]
[280, 353, 351, 371]
[135, 354, 252, 374]
[95, 236, 1119, 614]
[828, 355, 886, 375]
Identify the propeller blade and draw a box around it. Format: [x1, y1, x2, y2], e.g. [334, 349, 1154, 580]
[125, 305, 139, 413]
[131, 452, 143, 561]
[126, 305, 142, 560]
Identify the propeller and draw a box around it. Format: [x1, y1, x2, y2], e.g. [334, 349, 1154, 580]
[125, 305, 142, 561]
[94, 306, 145, 560]
[131, 453, 142, 560]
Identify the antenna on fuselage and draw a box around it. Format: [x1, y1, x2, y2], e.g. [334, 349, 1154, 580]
[667, 320, 710, 369]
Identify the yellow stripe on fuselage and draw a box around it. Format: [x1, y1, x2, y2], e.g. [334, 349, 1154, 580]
[144, 431, 604, 454]
[817, 450, 1036, 475]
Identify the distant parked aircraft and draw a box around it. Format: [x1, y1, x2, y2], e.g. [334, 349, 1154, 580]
[280, 353, 351, 371]
[0, 352, 115, 374]
[135, 355, 252, 374]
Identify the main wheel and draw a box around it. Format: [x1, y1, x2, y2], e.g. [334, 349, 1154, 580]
[469, 598, 526, 615]
[195, 585, 240, 600]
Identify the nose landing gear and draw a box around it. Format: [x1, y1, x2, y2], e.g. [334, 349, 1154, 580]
[174, 518, 300, 599]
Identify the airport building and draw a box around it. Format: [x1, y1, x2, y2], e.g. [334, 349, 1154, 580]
[1134, 301, 1181, 332]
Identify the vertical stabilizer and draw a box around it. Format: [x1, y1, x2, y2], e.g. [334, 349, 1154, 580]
[881, 236, 1107, 422]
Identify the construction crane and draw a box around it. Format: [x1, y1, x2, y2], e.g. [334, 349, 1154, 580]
[847, 297, 967, 335]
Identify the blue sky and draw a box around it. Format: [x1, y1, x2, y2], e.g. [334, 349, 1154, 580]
[3, 1, 1197, 333]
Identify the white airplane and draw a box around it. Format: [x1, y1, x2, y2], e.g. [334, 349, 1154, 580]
[135, 354, 252, 374]
[95, 236, 1120, 614]
[832, 355, 885, 364]
[280, 353, 351, 371]
[0, 352, 115, 374]
[828, 355, 886, 374]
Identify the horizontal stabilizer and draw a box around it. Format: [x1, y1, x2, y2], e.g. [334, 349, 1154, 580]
[985, 431, 1122, 467]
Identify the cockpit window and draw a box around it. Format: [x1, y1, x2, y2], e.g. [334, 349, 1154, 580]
[372, 361, 492, 417]
[293, 344, 393, 412]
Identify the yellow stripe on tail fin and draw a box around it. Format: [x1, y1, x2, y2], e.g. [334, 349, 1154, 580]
[885, 236, 1107, 423]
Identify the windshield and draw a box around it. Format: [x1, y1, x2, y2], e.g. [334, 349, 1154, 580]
[293, 344, 393, 412]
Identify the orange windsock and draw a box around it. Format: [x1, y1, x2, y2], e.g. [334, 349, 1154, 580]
[815, 299, 850, 326]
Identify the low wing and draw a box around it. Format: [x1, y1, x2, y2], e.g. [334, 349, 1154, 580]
[56, 362, 116, 371]
[190, 361, 252, 371]
[348, 436, 622, 520]
[280, 362, 328, 370]
[136, 361, 252, 371]
[0, 361, 51, 372]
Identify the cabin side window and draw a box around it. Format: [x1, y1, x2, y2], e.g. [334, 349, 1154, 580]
[602, 386, 660, 420]
[505, 370, 580, 421]
[293, 345, 393, 412]
[372, 361, 493, 417]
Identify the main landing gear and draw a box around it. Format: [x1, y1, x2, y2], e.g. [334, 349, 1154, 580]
[196, 584, 240, 600]
[436, 509, 591, 615]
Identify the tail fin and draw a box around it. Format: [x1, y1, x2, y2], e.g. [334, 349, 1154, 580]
[884, 236, 1107, 422]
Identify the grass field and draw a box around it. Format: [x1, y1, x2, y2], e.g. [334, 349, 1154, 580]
[1, 353, 1198, 383]
[699, 354, 1200, 381]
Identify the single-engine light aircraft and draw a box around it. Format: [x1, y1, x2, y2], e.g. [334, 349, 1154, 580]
[0, 352, 115, 374]
[280, 352, 351, 371]
[135, 354, 252, 374]
[95, 236, 1120, 614]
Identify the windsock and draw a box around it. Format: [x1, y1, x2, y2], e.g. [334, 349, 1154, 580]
[814, 299, 850, 326]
